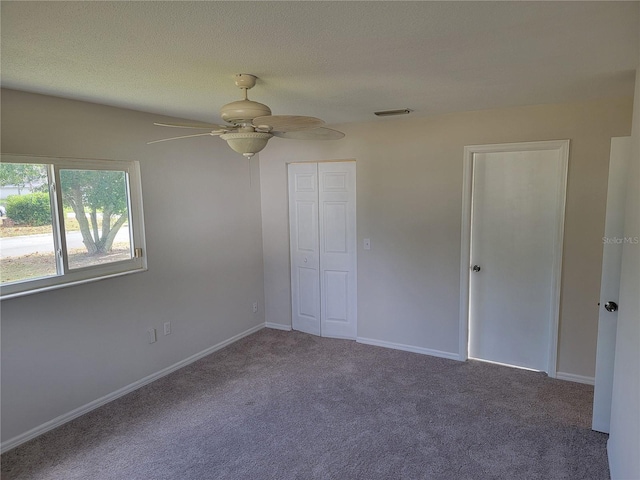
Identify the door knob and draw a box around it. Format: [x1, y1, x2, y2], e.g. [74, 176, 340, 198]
[604, 301, 618, 312]
[472, 265, 481, 272]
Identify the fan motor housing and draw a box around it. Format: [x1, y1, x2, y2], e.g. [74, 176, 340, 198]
[221, 100, 272, 124]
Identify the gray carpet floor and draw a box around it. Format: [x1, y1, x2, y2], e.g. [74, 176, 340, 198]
[1, 329, 609, 480]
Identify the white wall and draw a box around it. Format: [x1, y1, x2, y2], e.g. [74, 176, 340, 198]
[0, 89, 266, 444]
[607, 38, 640, 479]
[260, 98, 632, 378]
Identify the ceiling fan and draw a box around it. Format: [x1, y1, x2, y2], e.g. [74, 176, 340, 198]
[149, 74, 345, 158]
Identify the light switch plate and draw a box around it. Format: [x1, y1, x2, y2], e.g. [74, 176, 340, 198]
[147, 328, 157, 344]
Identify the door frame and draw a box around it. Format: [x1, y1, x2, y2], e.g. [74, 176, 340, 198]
[458, 140, 570, 377]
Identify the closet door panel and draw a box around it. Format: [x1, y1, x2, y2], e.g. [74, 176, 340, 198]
[288, 163, 321, 336]
[319, 162, 357, 339]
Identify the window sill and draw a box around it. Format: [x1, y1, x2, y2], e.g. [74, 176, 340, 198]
[1, 265, 148, 301]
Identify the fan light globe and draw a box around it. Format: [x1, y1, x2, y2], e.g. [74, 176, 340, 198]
[220, 132, 273, 158]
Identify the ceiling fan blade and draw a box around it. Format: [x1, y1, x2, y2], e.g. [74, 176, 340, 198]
[153, 122, 234, 130]
[272, 127, 345, 141]
[147, 132, 219, 144]
[252, 115, 324, 132]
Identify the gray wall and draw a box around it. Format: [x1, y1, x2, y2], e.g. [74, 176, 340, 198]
[260, 97, 633, 379]
[0, 89, 265, 443]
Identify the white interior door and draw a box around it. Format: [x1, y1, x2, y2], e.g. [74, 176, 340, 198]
[592, 136, 631, 433]
[318, 162, 357, 339]
[288, 163, 321, 336]
[467, 142, 568, 372]
[288, 161, 357, 339]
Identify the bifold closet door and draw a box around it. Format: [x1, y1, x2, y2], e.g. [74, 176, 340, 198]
[288, 163, 321, 336]
[318, 162, 357, 339]
[288, 162, 357, 339]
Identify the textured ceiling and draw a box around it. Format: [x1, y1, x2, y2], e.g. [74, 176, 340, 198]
[1, 1, 638, 126]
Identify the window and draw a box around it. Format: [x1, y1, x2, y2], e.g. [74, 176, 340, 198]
[0, 155, 146, 299]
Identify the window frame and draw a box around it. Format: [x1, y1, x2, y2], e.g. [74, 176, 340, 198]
[1, 154, 147, 300]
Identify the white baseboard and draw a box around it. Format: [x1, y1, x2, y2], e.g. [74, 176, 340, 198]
[265, 322, 292, 331]
[555, 371, 595, 385]
[0, 323, 265, 454]
[356, 336, 460, 361]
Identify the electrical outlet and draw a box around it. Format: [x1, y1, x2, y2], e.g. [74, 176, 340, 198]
[252, 302, 258, 313]
[164, 322, 171, 336]
[147, 328, 157, 344]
